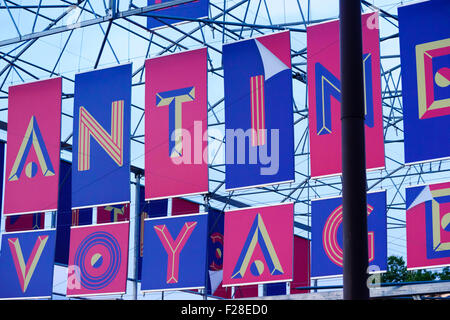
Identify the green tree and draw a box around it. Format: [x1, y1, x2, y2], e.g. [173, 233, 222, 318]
[381, 256, 408, 283]
[380, 255, 448, 283]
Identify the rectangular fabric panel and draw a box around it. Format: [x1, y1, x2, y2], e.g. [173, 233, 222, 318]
[146, 0, 209, 30]
[223, 31, 295, 190]
[145, 48, 208, 200]
[223, 203, 293, 287]
[307, 13, 385, 178]
[66, 221, 130, 297]
[141, 213, 208, 292]
[399, 0, 450, 164]
[4, 78, 62, 215]
[406, 181, 450, 269]
[72, 64, 131, 209]
[55, 160, 93, 265]
[137, 185, 168, 280]
[0, 229, 56, 299]
[311, 190, 387, 278]
[97, 203, 130, 224]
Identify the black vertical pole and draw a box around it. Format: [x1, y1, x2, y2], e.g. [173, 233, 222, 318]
[339, 0, 370, 300]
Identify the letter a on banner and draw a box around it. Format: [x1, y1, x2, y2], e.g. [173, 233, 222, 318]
[72, 64, 131, 209]
[223, 203, 293, 287]
[145, 48, 208, 200]
[4, 78, 62, 216]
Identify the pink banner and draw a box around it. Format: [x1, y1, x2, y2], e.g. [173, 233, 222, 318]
[67, 222, 130, 297]
[223, 203, 293, 287]
[406, 181, 450, 269]
[307, 13, 385, 178]
[145, 48, 208, 200]
[4, 78, 62, 215]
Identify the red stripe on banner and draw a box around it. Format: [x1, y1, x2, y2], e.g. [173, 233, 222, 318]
[250, 75, 265, 146]
[259, 75, 265, 145]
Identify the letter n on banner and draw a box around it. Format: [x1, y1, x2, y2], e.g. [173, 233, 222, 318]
[141, 213, 208, 292]
[306, 12, 385, 178]
[4, 78, 62, 216]
[399, 0, 450, 164]
[72, 64, 131, 209]
[145, 48, 208, 200]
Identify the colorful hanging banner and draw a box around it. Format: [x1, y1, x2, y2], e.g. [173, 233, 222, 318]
[5, 213, 44, 232]
[4, 78, 62, 215]
[0, 229, 56, 299]
[97, 203, 130, 224]
[307, 12, 385, 178]
[399, 0, 450, 164]
[146, 0, 209, 30]
[223, 203, 294, 287]
[406, 181, 450, 269]
[223, 31, 295, 190]
[72, 63, 131, 209]
[55, 160, 93, 266]
[145, 48, 208, 200]
[66, 221, 130, 297]
[311, 190, 387, 278]
[172, 198, 200, 216]
[205, 208, 227, 297]
[141, 213, 208, 292]
[137, 185, 168, 280]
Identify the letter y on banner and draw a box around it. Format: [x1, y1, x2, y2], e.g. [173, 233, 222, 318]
[72, 64, 131, 209]
[141, 213, 208, 292]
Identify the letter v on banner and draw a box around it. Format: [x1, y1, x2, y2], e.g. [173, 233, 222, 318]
[72, 64, 131, 209]
[141, 213, 208, 292]
[4, 78, 61, 216]
[0, 229, 57, 299]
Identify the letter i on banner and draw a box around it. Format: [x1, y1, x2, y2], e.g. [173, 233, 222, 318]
[145, 48, 208, 200]
[4, 78, 62, 216]
[223, 31, 295, 190]
[72, 64, 131, 209]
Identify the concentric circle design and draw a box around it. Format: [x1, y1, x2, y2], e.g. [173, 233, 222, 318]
[74, 231, 121, 290]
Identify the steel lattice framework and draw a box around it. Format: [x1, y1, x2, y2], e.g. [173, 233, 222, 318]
[0, 0, 449, 299]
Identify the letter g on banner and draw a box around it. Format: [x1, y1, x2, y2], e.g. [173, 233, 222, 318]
[322, 204, 375, 267]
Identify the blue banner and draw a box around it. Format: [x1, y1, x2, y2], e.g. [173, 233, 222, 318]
[137, 185, 168, 281]
[55, 160, 92, 265]
[72, 64, 131, 208]
[146, 0, 209, 30]
[141, 213, 208, 291]
[0, 229, 56, 299]
[223, 31, 295, 190]
[205, 208, 225, 296]
[311, 190, 387, 278]
[399, 0, 450, 164]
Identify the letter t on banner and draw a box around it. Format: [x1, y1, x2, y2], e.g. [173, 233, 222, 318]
[145, 48, 208, 200]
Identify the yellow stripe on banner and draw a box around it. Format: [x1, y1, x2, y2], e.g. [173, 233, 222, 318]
[78, 101, 124, 171]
